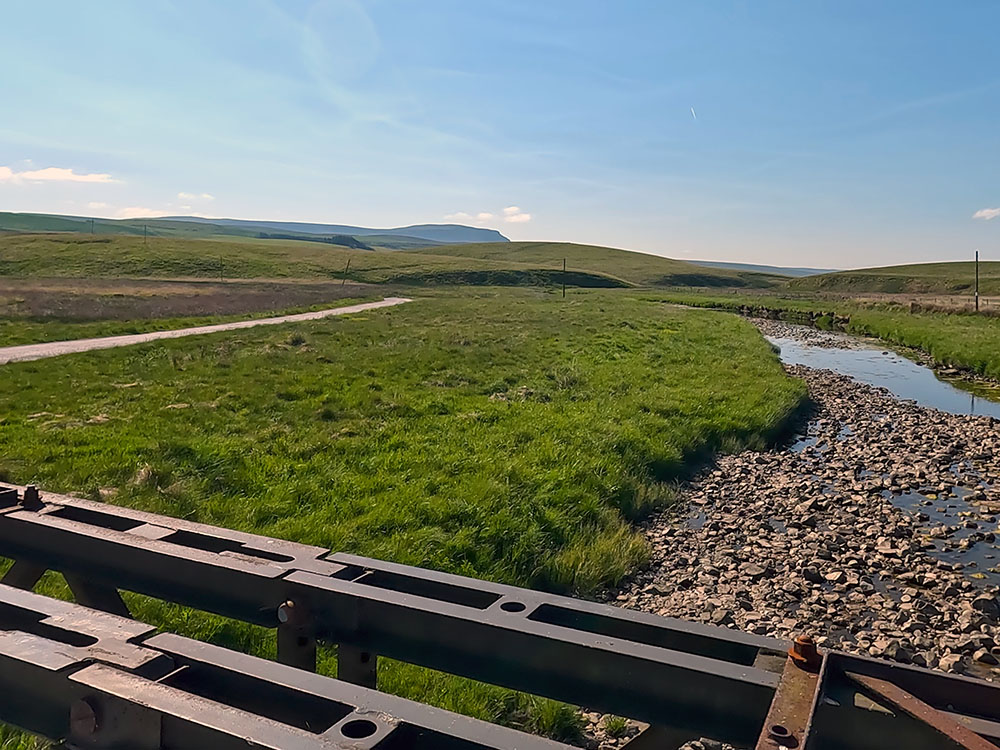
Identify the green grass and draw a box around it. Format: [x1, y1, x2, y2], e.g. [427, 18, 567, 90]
[603, 715, 630, 739]
[416, 241, 785, 288]
[658, 290, 1000, 380]
[0, 233, 782, 290]
[0, 234, 627, 287]
[790, 260, 1000, 295]
[0, 287, 803, 740]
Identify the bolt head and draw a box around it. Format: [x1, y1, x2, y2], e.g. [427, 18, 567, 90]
[70, 698, 99, 737]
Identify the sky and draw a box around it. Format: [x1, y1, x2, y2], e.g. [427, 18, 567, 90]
[2, 1, 999, 268]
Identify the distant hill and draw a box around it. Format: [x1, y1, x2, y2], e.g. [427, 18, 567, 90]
[789, 260, 1000, 296]
[257, 232, 371, 250]
[690, 260, 837, 277]
[411, 241, 784, 288]
[0, 212, 507, 247]
[0, 233, 785, 290]
[161, 216, 508, 244]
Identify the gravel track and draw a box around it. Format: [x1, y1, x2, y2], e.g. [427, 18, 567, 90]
[0, 297, 411, 365]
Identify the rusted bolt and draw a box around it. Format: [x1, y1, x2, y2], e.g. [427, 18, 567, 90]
[21, 485, 42, 510]
[768, 723, 797, 747]
[277, 600, 301, 625]
[788, 634, 821, 670]
[69, 698, 99, 738]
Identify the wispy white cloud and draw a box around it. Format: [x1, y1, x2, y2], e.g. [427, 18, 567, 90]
[503, 205, 532, 223]
[0, 166, 117, 183]
[117, 206, 169, 219]
[447, 206, 532, 225]
[973, 207, 1000, 221]
[444, 210, 495, 224]
[87, 201, 109, 209]
[178, 191, 215, 201]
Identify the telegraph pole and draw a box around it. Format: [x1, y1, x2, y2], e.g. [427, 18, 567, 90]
[144, 224, 148, 245]
[562, 258, 566, 298]
[975, 249, 980, 312]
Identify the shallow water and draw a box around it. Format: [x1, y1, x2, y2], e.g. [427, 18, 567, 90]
[769, 324, 1000, 585]
[885, 488, 1000, 585]
[766, 328, 1000, 421]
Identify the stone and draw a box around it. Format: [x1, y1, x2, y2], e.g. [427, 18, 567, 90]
[710, 609, 734, 626]
[973, 647, 999, 665]
[971, 595, 1000, 621]
[938, 654, 968, 673]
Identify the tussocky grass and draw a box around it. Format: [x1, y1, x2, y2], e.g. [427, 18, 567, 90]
[0, 287, 804, 742]
[657, 291, 1000, 381]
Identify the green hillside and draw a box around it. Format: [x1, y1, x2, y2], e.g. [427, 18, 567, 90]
[0, 234, 781, 290]
[0, 234, 629, 288]
[417, 241, 784, 288]
[790, 260, 1000, 295]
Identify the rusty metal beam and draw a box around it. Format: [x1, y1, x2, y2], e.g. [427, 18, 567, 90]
[754, 638, 822, 750]
[0, 582, 567, 749]
[0, 482, 784, 745]
[846, 672, 998, 750]
[3, 482, 1000, 749]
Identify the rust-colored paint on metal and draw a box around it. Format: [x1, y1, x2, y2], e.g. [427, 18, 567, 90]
[755, 637, 824, 750]
[846, 672, 999, 750]
[788, 634, 821, 671]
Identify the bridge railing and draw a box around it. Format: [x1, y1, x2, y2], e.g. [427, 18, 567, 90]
[0, 482, 996, 749]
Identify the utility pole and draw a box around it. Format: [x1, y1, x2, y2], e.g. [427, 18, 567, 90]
[342, 258, 351, 286]
[144, 224, 148, 245]
[562, 258, 566, 298]
[975, 249, 980, 312]
[90, 219, 95, 234]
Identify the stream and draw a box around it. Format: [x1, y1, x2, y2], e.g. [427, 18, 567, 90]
[762, 322, 1000, 421]
[759, 319, 1000, 584]
[594, 317, 1000, 746]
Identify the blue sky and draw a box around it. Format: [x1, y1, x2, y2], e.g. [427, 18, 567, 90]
[2, 1, 998, 267]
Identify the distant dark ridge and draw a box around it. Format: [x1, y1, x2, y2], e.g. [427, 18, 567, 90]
[258, 233, 372, 250]
[647, 272, 777, 289]
[690, 260, 838, 277]
[0, 211, 509, 246]
[377, 269, 630, 288]
[165, 216, 510, 244]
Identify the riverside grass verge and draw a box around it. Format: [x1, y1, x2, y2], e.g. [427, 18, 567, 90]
[0, 288, 804, 744]
[658, 291, 1000, 382]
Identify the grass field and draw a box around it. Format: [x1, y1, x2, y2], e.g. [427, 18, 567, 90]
[0, 288, 804, 743]
[0, 233, 781, 290]
[409, 241, 786, 288]
[0, 278, 380, 346]
[790, 260, 1000, 296]
[659, 290, 1000, 381]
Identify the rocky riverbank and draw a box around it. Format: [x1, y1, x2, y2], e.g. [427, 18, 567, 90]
[752, 318, 868, 349]
[754, 317, 999, 386]
[583, 347, 1000, 749]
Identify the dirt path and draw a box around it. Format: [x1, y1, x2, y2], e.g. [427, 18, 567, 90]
[0, 297, 412, 365]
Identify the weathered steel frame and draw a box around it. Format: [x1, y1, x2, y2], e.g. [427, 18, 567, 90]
[0, 582, 566, 749]
[0, 482, 998, 749]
